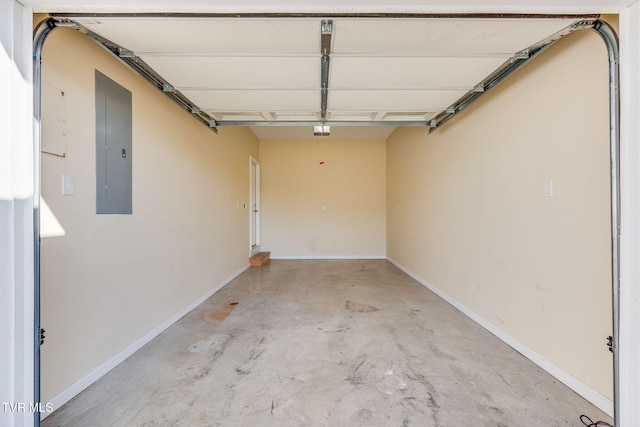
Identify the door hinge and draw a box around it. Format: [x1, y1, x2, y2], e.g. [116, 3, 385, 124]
[40, 328, 46, 346]
[606, 335, 613, 353]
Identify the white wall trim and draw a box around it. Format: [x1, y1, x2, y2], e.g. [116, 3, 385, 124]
[386, 257, 614, 417]
[1, 2, 35, 427]
[619, 4, 640, 426]
[271, 255, 387, 260]
[42, 264, 250, 419]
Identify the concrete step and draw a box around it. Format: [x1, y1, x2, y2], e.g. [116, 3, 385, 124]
[250, 251, 270, 267]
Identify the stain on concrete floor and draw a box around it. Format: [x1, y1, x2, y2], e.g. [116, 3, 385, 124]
[201, 302, 239, 324]
[345, 300, 380, 313]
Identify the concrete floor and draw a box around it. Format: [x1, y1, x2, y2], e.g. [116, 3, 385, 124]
[43, 260, 612, 426]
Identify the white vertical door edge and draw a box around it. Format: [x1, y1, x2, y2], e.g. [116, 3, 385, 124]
[0, 1, 36, 426]
[619, 5, 640, 427]
[250, 156, 261, 256]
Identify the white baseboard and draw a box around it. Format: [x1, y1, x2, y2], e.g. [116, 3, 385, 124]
[43, 264, 250, 419]
[270, 255, 387, 260]
[386, 257, 614, 417]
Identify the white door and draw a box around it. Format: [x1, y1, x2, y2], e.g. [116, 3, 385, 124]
[250, 157, 261, 256]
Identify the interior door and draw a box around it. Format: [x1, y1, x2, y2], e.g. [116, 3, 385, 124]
[250, 157, 260, 256]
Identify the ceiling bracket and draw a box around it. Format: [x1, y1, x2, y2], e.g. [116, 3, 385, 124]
[313, 124, 331, 136]
[51, 18, 78, 29]
[118, 48, 135, 58]
[209, 117, 219, 134]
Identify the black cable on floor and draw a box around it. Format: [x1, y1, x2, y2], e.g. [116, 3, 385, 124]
[580, 414, 614, 427]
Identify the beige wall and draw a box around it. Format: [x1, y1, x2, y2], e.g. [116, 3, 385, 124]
[260, 139, 386, 258]
[40, 28, 258, 402]
[387, 28, 613, 400]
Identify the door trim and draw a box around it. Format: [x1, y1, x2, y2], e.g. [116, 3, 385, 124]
[250, 156, 261, 256]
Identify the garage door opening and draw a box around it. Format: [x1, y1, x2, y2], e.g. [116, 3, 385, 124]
[33, 13, 620, 426]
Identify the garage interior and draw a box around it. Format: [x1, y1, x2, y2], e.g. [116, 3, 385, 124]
[30, 6, 618, 427]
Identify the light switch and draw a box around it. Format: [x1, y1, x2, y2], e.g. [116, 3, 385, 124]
[543, 179, 553, 198]
[321, 205, 326, 211]
[62, 175, 74, 196]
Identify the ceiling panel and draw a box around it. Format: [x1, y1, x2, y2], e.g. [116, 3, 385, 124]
[141, 56, 319, 89]
[332, 18, 575, 55]
[330, 56, 508, 89]
[326, 111, 378, 121]
[181, 89, 319, 111]
[381, 112, 438, 121]
[328, 89, 468, 110]
[271, 112, 320, 121]
[75, 18, 320, 54]
[211, 112, 267, 121]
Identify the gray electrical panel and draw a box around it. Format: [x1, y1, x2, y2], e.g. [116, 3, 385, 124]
[95, 70, 132, 214]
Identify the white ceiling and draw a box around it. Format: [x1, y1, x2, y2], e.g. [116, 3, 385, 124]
[40, 0, 631, 139]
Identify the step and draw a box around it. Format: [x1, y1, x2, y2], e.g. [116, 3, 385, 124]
[250, 251, 271, 267]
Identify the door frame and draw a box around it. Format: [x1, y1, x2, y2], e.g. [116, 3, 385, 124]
[250, 156, 261, 256]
